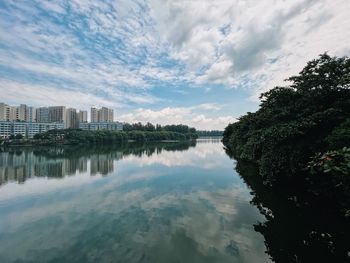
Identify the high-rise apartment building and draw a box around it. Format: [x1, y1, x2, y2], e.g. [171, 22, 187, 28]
[78, 110, 88, 123]
[12, 104, 36, 122]
[26, 107, 36, 122]
[91, 107, 98, 122]
[91, 107, 114, 122]
[16, 104, 27, 121]
[8, 107, 16, 121]
[48, 106, 66, 123]
[36, 107, 49, 122]
[0, 103, 9, 121]
[1, 103, 119, 136]
[0, 103, 16, 121]
[109, 109, 114, 122]
[66, 108, 79, 129]
[98, 107, 113, 122]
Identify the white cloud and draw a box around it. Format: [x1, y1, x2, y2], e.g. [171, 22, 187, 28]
[119, 104, 236, 130]
[0, 0, 349, 127]
[122, 141, 225, 168]
[148, 0, 350, 95]
[0, 79, 117, 109]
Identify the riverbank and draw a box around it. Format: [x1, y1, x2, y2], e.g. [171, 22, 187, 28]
[222, 54, 350, 261]
[223, 54, 350, 215]
[1, 129, 198, 147]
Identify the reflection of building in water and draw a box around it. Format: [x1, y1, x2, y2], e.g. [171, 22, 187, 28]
[79, 158, 88, 173]
[90, 154, 114, 176]
[0, 151, 35, 184]
[64, 158, 79, 176]
[0, 150, 122, 185]
[34, 161, 63, 178]
[0, 142, 193, 185]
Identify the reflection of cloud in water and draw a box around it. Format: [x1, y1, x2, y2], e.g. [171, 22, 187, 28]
[123, 141, 225, 168]
[0, 182, 269, 262]
[138, 187, 267, 262]
[0, 140, 271, 263]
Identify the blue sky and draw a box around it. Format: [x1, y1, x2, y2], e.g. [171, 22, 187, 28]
[0, 0, 349, 129]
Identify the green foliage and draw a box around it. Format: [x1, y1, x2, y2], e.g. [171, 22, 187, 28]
[15, 134, 23, 139]
[196, 130, 223, 136]
[325, 118, 350, 149]
[307, 147, 350, 176]
[235, 160, 350, 262]
[223, 54, 350, 182]
[26, 128, 198, 146]
[123, 122, 196, 134]
[225, 54, 350, 261]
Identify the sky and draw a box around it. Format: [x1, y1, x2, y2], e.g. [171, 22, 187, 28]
[0, 0, 349, 130]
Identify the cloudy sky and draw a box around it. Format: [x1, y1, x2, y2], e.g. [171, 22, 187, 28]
[0, 0, 349, 129]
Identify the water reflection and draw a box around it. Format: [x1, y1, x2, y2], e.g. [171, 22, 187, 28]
[235, 160, 350, 262]
[0, 139, 271, 263]
[0, 141, 196, 185]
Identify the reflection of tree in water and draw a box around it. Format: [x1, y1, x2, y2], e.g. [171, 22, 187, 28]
[235, 160, 350, 263]
[0, 141, 196, 185]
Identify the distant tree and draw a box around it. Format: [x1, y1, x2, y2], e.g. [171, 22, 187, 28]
[122, 123, 132, 131]
[145, 122, 155, 132]
[197, 130, 221, 136]
[15, 134, 23, 139]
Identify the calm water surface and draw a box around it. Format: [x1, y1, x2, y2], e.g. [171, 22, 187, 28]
[0, 139, 271, 263]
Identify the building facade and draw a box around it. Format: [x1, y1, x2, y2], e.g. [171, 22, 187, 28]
[26, 107, 36, 122]
[98, 107, 114, 122]
[91, 107, 114, 122]
[79, 122, 123, 131]
[65, 108, 79, 129]
[91, 107, 99, 122]
[78, 110, 88, 123]
[0, 121, 12, 138]
[16, 104, 27, 121]
[1, 103, 121, 136]
[48, 106, 66, 123]
[36, 107, 49, 122]
[0, 103, 16, 121]
[0, 121, 65, 138]
[0, 103, 9, 121]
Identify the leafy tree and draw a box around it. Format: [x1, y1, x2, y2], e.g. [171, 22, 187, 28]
[24, 128, 197, 146]
[223, 53, 350, 182]
[144, 122, 155, 132]
[15, 134, 23, 139]
[223, 55, 350, 260]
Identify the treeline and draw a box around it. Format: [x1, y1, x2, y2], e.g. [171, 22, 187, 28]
[196, 130, 223, 136]
[123, 122, 223, 137]
[123, 122, 196, 133]
[223, 54, 350, 217]
[18, 128, 198, 145]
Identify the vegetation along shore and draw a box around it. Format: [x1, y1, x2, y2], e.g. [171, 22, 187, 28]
[0, 124, 200, 146]
[222, 54, 350, 261]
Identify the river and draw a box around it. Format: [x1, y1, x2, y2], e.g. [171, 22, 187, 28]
[0, 138, 272, 263]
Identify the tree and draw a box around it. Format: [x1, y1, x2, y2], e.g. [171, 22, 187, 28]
[222, 54, 350, 260]
[144, 122, 155, 132]
[223, 53, 350, 182]
[15, 134, 23, 139]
